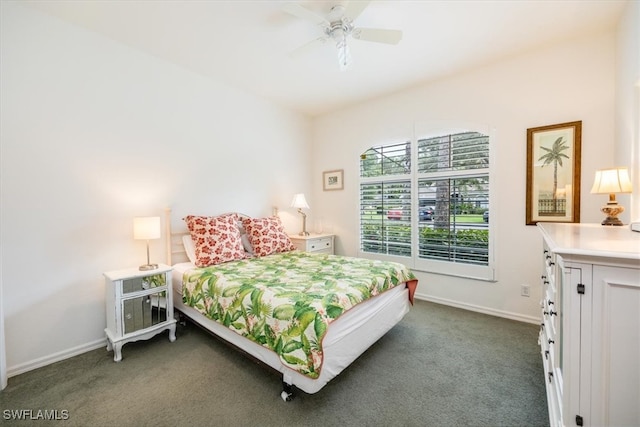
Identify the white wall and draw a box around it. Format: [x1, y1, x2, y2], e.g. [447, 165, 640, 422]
[1, 279, 6, 390]
[0, 3, 311, 376]
[311, 32, 618, 322]
[616, 0, 640, 222]
[1, 2, 635, 382]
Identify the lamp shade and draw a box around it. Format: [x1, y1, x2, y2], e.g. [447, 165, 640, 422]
[133, 216, 161, 240]
[590, 168, 633, 194]
[290, 193, 310, 209]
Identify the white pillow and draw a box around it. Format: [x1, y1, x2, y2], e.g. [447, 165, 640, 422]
[241, 233, 254, 256]
[182, 235, 197, 264]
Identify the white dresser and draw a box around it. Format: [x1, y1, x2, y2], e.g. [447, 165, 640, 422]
[538, 223, 640, 427]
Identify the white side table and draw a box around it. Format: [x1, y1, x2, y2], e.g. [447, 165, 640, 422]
[103, 264, 176, 361]
[289, 233, 335, 255]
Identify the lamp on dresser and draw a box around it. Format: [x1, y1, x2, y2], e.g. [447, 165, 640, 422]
[291, 193, 310, 236]
[133, 216, 161, 270]
[590, 167, 633, 226]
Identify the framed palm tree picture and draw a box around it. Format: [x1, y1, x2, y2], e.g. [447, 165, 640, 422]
[526, 121, 582, 225]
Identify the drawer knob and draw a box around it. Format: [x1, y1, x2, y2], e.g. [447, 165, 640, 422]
[548, 339, 555, 345]
[544, 350, 549, 360]
[548, 299, 554, 306]
[548, 372, 554, 383]
[549, 310, 557, 316]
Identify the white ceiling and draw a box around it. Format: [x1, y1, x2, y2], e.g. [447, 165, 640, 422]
[23, 0, 628, 117]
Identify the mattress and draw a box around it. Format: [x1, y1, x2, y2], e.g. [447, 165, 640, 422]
[171, 261, 411, 394]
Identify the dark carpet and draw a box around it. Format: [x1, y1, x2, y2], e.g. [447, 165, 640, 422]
[0, 300, 548, 426]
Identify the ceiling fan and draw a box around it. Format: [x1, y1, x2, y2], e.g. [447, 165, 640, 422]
[283, 1, 403, 70]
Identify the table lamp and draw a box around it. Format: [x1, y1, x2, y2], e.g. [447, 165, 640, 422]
[133, 216, 161, 270]
[590, 167, 633, 226]
[291, 193, 310, 236]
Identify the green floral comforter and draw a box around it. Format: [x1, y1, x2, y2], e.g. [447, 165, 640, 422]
[182, 251, 416, 378]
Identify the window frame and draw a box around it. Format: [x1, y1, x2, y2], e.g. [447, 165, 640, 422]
[357, 125, 496, 282]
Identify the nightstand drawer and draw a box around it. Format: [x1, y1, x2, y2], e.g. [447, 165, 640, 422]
[289, 233, 335, 255]
[122, 273, 166, 294]
[308, 237, 332, 252]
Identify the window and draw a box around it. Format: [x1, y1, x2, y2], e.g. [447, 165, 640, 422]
[359, 130, 494, 281]
[360, 141, 412, 257]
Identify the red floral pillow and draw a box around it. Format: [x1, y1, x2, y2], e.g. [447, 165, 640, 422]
[241, 216, 295, 257]
[184, 214, 246, 267]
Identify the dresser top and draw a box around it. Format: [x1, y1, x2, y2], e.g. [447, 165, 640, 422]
[538, 223, 640, 262]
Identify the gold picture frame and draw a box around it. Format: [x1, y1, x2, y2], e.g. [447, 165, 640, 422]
[526, 121, 582, 225]
[323, 169, 344, 191]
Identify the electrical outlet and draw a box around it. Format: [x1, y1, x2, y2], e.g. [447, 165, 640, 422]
[521, 284, 530, 297]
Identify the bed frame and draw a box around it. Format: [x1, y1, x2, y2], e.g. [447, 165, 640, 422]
[164, 208, 415, 400]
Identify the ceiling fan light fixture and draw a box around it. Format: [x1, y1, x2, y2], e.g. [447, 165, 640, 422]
[337, 39, 351, 71]
[283, 1, 401, 70]
[334, 28, 351, 70]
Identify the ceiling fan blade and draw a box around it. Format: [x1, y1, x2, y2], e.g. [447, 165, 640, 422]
[352, 28, 403, 45]
[289, 36, 329, 58]
[344, 1, 371, 21]
[282, 3, 328, 26]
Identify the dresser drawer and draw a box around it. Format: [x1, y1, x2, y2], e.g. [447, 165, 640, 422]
[542, 298, 558, 342]
[545, 361, 563, 427]
[540, 326, 552, 363]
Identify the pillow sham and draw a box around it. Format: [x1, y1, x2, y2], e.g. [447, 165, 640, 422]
[184, 214, 246, 267]
[241, 216, 295, 257]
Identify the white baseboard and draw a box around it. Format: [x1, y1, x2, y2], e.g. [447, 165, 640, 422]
[7, 338, 107, 379]
[6, 295, 539, 379]
[414, 292, 541, 325]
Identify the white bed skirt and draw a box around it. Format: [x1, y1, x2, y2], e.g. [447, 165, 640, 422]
[171, 263, 411, 394]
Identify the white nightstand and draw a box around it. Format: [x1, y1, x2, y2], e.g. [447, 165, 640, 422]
[103, 264, 176, 361]
[289, 233, 335, 255]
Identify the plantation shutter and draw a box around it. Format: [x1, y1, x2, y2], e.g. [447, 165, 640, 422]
[417, 132, 490, 266]
[360, 141, 412, 257]
[358, 130, 492, 279]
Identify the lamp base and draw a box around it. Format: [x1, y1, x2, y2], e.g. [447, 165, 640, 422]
[601, 217, 624, 226]
[139, 263, 159, 271]
[297, 209, 309, 236]
[600, 203, 625, 226]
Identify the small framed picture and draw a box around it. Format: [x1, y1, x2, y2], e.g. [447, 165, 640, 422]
[323, 169, 344, 191]
[526, 121, 582, 225]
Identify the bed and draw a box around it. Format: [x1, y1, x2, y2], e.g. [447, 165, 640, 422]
[165, 208, 418, 400]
